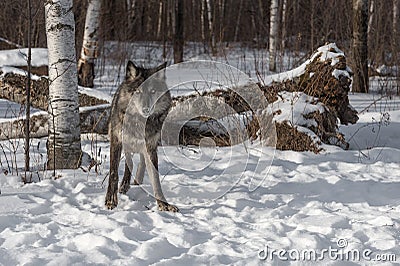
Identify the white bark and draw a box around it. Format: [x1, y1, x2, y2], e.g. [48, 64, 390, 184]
[127, 0, 136, 31]
[156, 0, 163, 39]
[281, 0, 287, 52]
[269, 0, 279, 71]
[367, 0, 374, 35]
[77, 0, 101, 87]
[79, 0, 101, 63]
[394, 0, 399, 35]
[45, 0, 81, 169]
[206, 0, 216, 54]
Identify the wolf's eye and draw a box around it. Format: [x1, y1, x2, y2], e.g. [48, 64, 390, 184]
[151, 89, 156, 94]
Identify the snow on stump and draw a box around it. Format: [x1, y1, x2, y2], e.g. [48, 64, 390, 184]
[259, 43, 358, 151]
[177, 43, 358, 152]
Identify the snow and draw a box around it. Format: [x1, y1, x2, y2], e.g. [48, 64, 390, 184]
[264, 43, 353, 87]
[0, 44, 399, 264]
[0, 66, 42, 80]
[0, 48, 48, 67]
[270, 91, 325, 128]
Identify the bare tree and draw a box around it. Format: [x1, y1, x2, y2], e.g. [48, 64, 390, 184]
[367, 0, 375, 35]
[156, 0, 163, 39]
[206, 0, 216, 54]
[77, 0, 102, 88]
[352, 0, 369, 93]
[233, 0, 243, 42]
[269, 0, 279, 71]
[173, 0, 184, 63]
[200, 0, 206, 44]
[393, 0, 399, 41]
[281, 0, 287, 52]
[45, 0, 82, 170]
[25, 0, 32, 173]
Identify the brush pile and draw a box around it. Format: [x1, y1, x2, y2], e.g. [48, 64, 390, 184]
[177, 43, 358, 152]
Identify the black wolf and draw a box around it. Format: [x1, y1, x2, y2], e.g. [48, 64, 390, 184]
[105, 61, 178, 212]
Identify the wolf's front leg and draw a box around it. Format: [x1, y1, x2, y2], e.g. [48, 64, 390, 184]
[144, 149, 179, 212]
[119, 152, 133, 194]
[105, 136, 122, 209]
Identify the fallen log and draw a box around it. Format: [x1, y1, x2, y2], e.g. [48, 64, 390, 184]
[0, 43, 358, 153]
[0, 104, 110, 140]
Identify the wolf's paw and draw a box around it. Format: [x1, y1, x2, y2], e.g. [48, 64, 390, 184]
[105, 193, 118, 210]
[157, 200, 179, 212]
[119, 183, 130, 194]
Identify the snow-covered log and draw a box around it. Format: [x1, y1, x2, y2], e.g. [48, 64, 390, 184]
[0, 104, 110, 140]
[174, 43, 358, 152]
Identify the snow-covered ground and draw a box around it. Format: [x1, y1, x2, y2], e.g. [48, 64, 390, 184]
[0, 44, 399, 265]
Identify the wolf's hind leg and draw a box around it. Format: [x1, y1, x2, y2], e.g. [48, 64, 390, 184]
[133, 153, 145, 185]
[119, 152, 133, 194]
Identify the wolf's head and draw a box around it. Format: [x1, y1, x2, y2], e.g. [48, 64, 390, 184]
[124, 61, 171, 117]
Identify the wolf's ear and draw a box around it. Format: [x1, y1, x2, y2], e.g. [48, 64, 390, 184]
[126, 60, 139, 81]
[155, 62, 167, 72]
[151, 62, 167, 80]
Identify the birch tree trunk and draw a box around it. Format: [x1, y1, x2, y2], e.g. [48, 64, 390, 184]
[201, 0, 205, 44]
[77, 0, 101, 88]
[393, 0, 399, 42]
[269, 0, 279, 71]
[45, 0, 82, 170]
[393, 0, 399, 74]
[352, 0, 369, 93]
[367, 0, 374, 35]
[281, 0, 287, 52]
[156, 0, 163, 39]
[206, 0, 216, 55]
[25, 0, 32, 172]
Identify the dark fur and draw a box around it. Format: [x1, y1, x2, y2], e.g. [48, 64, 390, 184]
[105, 61, 178, 212]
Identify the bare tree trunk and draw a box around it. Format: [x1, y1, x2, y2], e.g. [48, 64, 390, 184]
[233, 0, 243, 42]
[201, 0, 205, 43]
[146, 1, 152, 34]
[173, 0, 184, 63]
[45, 0, 82, 170]
[218, 0, 225, 43]
[310, 0, 315, 51]
[281, 0, 287, 52]
[258, 0, 264, 22]
[25, 0, 32, 172]
[127, 0, 136, 34]
[393, 0, 399, 79]
[156, 0, 163, 39]
[367, 0, 374, 35]
[77, 0, 101, 88]
[393, 0, 399, 39]
[269, 0, 279, 71]
[206, 0, 216, 54]
[352, 0, 369, 93]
